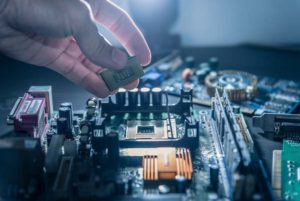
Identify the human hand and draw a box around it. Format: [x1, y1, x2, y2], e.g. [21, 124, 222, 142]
[0, 0, 151, 97]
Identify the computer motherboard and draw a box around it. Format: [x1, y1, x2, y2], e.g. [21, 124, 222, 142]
[1, 53, 300, 201]
[1, 85, 274, 201]
[141, 51, 300, 116]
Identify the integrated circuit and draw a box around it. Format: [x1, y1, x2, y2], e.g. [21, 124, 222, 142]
[99, 56, 144, 91]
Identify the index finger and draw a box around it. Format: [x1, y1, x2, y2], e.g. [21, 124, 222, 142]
[86, 0, 151, 66]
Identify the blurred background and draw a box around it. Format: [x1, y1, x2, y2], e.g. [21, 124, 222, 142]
[101, 0, 300, 48]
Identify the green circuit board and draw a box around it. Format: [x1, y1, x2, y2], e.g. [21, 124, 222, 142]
[281, 140, 300, 201]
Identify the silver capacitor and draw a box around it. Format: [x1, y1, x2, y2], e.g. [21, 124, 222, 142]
[128, 88, 139, 106]
[152, 87, 162, 106]
[140, 87, 150, 106]
[116, 88, 126, 105]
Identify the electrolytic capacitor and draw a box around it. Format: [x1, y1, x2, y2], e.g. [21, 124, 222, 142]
[116, 88, 126, 105]
[185, 56, 195, 68]
[86, 97, 97, 107]
[115, 177, 128, 195]
[60, 102, 73, 124]
[107, 132, 119, 167]
[58, 107, 72, 135]
[127, 176, 133, 194]
[209, 57, 219, 70]
[175, 175, 187, 193]
[57, 117, 68, 135]
[209, 164, 219, 192]
[140, 87, 150, 106]
[199, 62, 210, 70]
[128, 88, 138, 106]
[152, 87, 162, 106]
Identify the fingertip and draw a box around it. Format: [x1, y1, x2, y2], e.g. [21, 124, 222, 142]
[138, 47, 151, 66]
[130, 38, 151, 66]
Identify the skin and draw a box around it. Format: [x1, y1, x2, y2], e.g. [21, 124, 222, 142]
[0, 0, 151, 97]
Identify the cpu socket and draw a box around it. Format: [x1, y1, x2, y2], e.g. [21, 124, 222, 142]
[125, 120, 177, 140]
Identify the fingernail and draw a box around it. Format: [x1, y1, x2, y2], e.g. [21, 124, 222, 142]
[112, 49, 127, 68]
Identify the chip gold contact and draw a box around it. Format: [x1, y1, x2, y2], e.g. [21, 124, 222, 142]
[99, 56, 144, 91]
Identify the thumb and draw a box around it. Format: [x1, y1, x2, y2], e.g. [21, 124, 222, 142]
[70, 1, 127, 70]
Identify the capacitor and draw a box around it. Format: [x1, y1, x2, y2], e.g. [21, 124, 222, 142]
[86, 106, 96, 117]
[152, 87, 162, 106]
[80, 124, 90, 135]
[182, 68, 194, 82]
[115, 177, 127, 195]
[60, 102, 73, 124]
[197, 62, 211, 83]
[209, 57, 219, 70]
[127, 176, 133, 194]
[85, 97, 97, 117]
[175, 175, 187, 193]
[86, 97, 97, 107]
[116, 88, 126, 105]
[58, 107, 72, 135]
[128, 88, 139, 106]
[209, 164, 219, 192]
[199, 62, 210, 70]
[107, 132, 119, 167]
[185, 56, 195, 68]
[140, 87, 150, 106]
[46, 130, 55, 145]
[57, 117, 68, 135]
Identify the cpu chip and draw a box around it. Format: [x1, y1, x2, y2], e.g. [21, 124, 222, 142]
[99, 57, 144, 91]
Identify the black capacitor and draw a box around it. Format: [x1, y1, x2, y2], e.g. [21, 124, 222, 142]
[60, 102, 73, 124]
[175, 175, 187, 193]
[46, 130, 55, 145]
[209, 57, 219, 70]
[107, 132, 119, 168]
[185, 56, 195, 68]
[115, 177, 127, 195]
[57, 117, 68, 135]
[86, 98, 97, 117]
[140, 87, 150, 106]
[209, 164, 219, 192]
[116, 88, 126, 105]
[128, 88, 138, 106]
[152, 87, 162, 106]
[58, 107, 72, 135]
[127, 176, 133, 194]
[199, 62, 210, 70]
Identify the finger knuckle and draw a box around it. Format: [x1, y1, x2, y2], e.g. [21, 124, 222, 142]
[109, 11, 129, 33]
